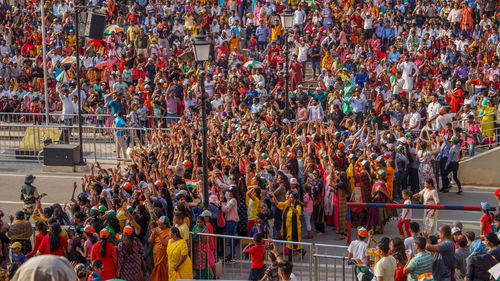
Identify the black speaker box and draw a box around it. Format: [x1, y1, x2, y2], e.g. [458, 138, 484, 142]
[85, 13, 106, 40]
[43, 144, 81, 166]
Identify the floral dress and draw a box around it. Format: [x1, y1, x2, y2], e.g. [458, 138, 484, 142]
[417, 150, 436, 191]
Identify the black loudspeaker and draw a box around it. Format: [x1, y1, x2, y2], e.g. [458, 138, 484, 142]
[85, 13, 106, 40]
[43, 144, 81, 166]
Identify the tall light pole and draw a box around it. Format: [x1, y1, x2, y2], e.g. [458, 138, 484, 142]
[192, 35, 211, 209]
[41, 0, 49, 124]
[74, 5, 98, 165]
[280, 9, 294, 119]
[74, 8, 83, 164]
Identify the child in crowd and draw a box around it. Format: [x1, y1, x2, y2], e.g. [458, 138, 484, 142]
[398, 190, 412, 238]
[88, 259, 104, 281]
[455, 235, 469, 281]
[302, 184, 314, 239]
[9, 242, 26, 266]
[348, 227, 370, 265]
[260, 252, 280, 281]
[249, 212, 270, 239]
[174, 211, 190, 241]
[244, 233, 265, 281]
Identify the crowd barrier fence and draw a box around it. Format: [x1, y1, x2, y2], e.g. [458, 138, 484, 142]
[187, 232, 353, 281]
[345, 202, 495, 244]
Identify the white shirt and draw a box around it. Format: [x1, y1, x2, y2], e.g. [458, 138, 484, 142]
[296, 42, 309, 62]
[409, 111, 421, 129]
[427, 101, 441, 130]
[293, 9, 306, 25]
[348, 240, 368, 263]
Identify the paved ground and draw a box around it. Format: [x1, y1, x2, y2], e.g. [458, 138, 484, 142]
[0, 160, 495, 280]
[0, 161, 494, 243]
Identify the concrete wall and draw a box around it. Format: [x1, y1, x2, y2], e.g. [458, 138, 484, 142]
[459, 147, 500, 186]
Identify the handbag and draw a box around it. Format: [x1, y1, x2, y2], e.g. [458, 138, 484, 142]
[472, 131, 484, 145]
[216, 209, 226, 228]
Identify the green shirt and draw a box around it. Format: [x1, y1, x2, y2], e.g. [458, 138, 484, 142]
[20, 184, 38, 205]
[407, 251, 433, 281]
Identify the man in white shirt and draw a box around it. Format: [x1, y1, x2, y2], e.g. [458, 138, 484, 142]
[293, 6, 306, 29]
[427, 94, 442, 130]
[408, 105, 421, 130]
[374, 242, 397, 281]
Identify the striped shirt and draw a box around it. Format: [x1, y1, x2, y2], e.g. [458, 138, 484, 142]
[407, 251, 433, 281]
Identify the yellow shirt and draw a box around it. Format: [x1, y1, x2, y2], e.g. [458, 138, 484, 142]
[246, 192, 261, 221]
[271, 25, 281, 41]
[127, 25, 141, 43]
[175, 223, 190, 241]
[367, 248, 380, 265]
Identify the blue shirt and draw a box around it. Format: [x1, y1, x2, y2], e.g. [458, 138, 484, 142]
[108, 100, 124, 115]
[114, 116, 126, 136]
[375, 23, 385, 38]
[354, 72, 368, 88]
[256, 26, 270, 42]
[383, 26, 394, 38]
[388, 51, 400, 62]
[446, 144, 460, 166]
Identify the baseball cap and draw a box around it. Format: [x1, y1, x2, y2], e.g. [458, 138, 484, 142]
[10, 242, 22, 249]
[156, 216, 170, 225]
[99, 229, 109, 239]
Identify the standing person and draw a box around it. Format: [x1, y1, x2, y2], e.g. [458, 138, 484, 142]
[191, 216, 212, 279]
[90, 229, 117, 280]
[414, 178, 440, 234]
[311, 169, 325, 235]
[116, 226, 144, 281]
[416, 135, 440, 191]
[424, 225, 456, 281]
[367, 170, 391, 234]
[444, 136, 462, 194]
[113, 111, 128, 159]
[38, 223, 67, 257]
[404, 237, 433, 281]
[398, 190, 412, 239]
[374, 241, 397, 281]
[302, 185, 313, 239]
[221, 187, 239, 263]
[465, 240, 497, 281]
[334, 172, 349, 240]
[167, 227, 193, 281]
[243, 233, 265, 281]
[479, 202, 494, 236]
[404, 222, 420, 256]
[7, 211, 33, 255]
[149, 216, 171, 281]
[271, 191, 304, 261]
[347, 227, 370, 265]
[454, 236, 469, 281]
[20, 174, 45, 219]
[437, 137, 451, 192]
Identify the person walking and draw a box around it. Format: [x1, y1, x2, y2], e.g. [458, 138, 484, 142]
[20, 174, 45, 219]
[444, 136, 462, 194]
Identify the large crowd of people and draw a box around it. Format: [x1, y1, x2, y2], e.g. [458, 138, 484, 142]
[0, 0, 499, 279]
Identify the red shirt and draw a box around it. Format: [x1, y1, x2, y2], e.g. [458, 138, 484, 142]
[27, 232, 45, 258]
[247, 243, 264, 269]
[38, 234, 68, 257]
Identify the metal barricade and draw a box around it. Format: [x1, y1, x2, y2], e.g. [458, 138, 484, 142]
[188, 233, 355, 281]
[0, 124, 172, 161]
[313, 254, 356, 281]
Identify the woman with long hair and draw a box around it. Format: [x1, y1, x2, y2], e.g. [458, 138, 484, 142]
[311, 169, 325, 235]
[480, 202, 494, 236]
[191, 216, 212, 279]
[416, 132, 440, 190]
[27, 221, 47, 258]
[271, 190, 304, 261]
[167, 226, 193, 281]
[38, 222, 67, 256]
[149, 216, 171, 281]
[413, 178, 440, 234]
[367, 170, 391, 234]
[335, 172, 349, 239]
[90, 229, 117, 280]
[117, 226, 144, 281]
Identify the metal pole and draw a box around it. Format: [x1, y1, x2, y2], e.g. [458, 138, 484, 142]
[284, 28, 289, 119]
[200, 70, 209, 209]
[75, 8, 84, 164]
[41, 0, 49, 124]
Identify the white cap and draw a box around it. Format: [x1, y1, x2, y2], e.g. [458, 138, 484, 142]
[315, 87, 322, 91]
[298, 84, 303, 88]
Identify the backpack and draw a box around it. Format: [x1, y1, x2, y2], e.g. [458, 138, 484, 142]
[217, 209, 226, 228]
